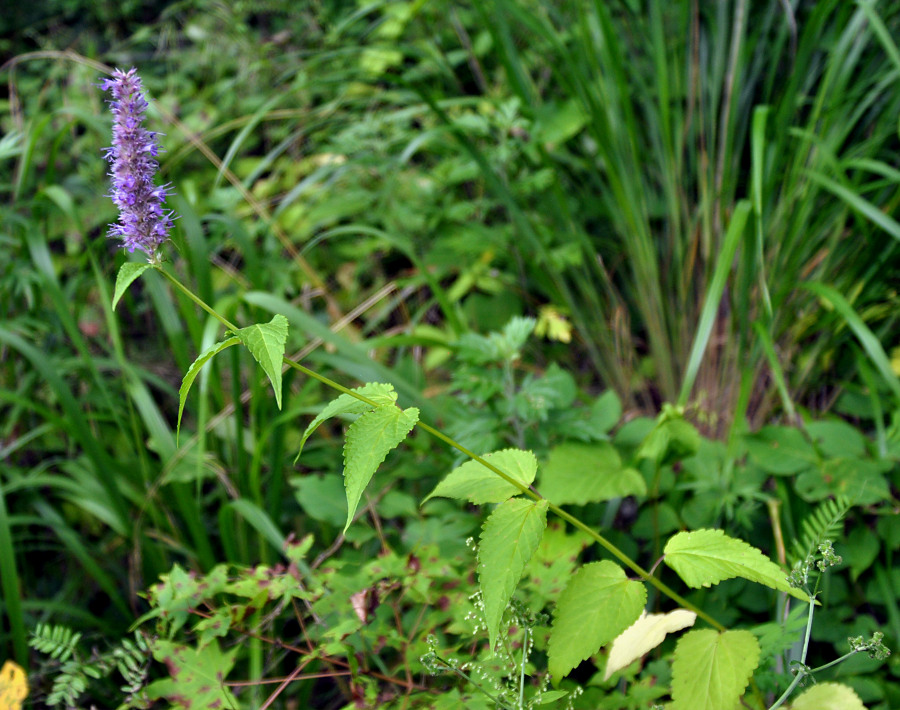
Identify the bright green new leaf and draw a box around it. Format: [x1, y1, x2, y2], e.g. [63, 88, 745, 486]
[671, 629, 760, 710]
[147, 640, 239, 710]
[424, 449, 537, 504]
[343, 405, 418, 532]
[789, 681, 866, 710]
[177, 337, 240, 440]
[295, 383, 398, 461]
[637, 416, 701, 465]
[540, 442, 646, 505]
[112, 262, 153, 310]
[603, 609, 697, 680]
[235, 314, 289, 409]
[548, 561, 646, 680]
[478, 498, 549, 652]
[664, 529, 809, 602]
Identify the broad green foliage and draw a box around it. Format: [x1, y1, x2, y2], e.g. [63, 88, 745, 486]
[424, 449, 538, 504]
[745, 426, 818, 475]
[342, 404, 419, 532]
[234, 314, 289, 409]
[548, 561, 646, 680]
[147, 641, 239, 710]
[177, 336, 240, 438]
[539, 442, 646, 505]
[670, 629, 760, 710]
[477, 497, 549, 652]
[603, 609, 697, 680]
[664, 529, 810, 601]
[746, 425, 892, 505]
[789, 681, 866, 710]
[112, 262, 153, 310]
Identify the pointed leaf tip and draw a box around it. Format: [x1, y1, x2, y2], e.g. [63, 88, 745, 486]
[112, 262, 154, 310]
[478, 498, 548, 651]
[236, 314, 289, 409]
[664, 528, 810, 602]
[343, 405, 418, 532]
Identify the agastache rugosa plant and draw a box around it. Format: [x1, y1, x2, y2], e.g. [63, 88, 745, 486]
[101, 67, 175, 262]
[106, 68, 874, 709]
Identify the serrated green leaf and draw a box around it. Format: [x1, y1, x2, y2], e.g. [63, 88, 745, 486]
[235, 314, 289, 409]
[789, 681, 866, 710]
[603, 609, 697, 680]
[540, 442, 646, 505]
[112, 262, 153, 310]
[295, 383, 398, 462]
[343, 405, 418, 532]
[548, 561, 646, 680]
[664, 529, 809, 601]
[671, 629, 760, 710]
[478, 498, 549, 652]
[177, 336, 240, 441]
[424, 449, 537, 504]
[744, 426, 818, 475]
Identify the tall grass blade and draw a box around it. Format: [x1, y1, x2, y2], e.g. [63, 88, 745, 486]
[803, 281, 900, 403]
[678, 201, 751, 407]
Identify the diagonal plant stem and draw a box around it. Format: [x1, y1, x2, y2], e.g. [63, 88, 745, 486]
[154, 265, 725, 632]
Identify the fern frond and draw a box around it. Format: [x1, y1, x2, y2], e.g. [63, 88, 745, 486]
[29, 623, 82, 663]
[47, 665, 89, 708]
[114, 632, 154, 709]
[789, 495, 852, 565]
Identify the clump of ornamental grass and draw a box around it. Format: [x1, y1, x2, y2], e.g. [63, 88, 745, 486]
[101, 67, 175, 262]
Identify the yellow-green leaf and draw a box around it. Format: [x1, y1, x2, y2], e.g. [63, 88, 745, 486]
[235, 314, 289, 409]
[478, 498, 549, 652]
[548, 561, 645, 680]
[789, 681, 866, 710]
[540, 442, 646, 505]
[424, 449, 537, 505]
[343, 405, 418, 532]
[664, 529, 810, 602]
[671, 629, 760, 710]
[295, 383, 398, 462]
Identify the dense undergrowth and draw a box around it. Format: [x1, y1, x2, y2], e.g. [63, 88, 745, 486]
[2, 1, 900, 708]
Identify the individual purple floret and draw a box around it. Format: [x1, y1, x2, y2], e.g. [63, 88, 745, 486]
[101, 67, 174, 260]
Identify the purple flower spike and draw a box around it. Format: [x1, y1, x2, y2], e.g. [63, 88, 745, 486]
[101, 67, 175, 261]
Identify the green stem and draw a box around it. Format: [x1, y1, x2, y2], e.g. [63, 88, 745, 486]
[160, 268, 725, 631]
[519, 626, 528, 710]
[157, 266, 239, 332]
[768, 596, 816, 710]
[432, 655, 515, 710]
